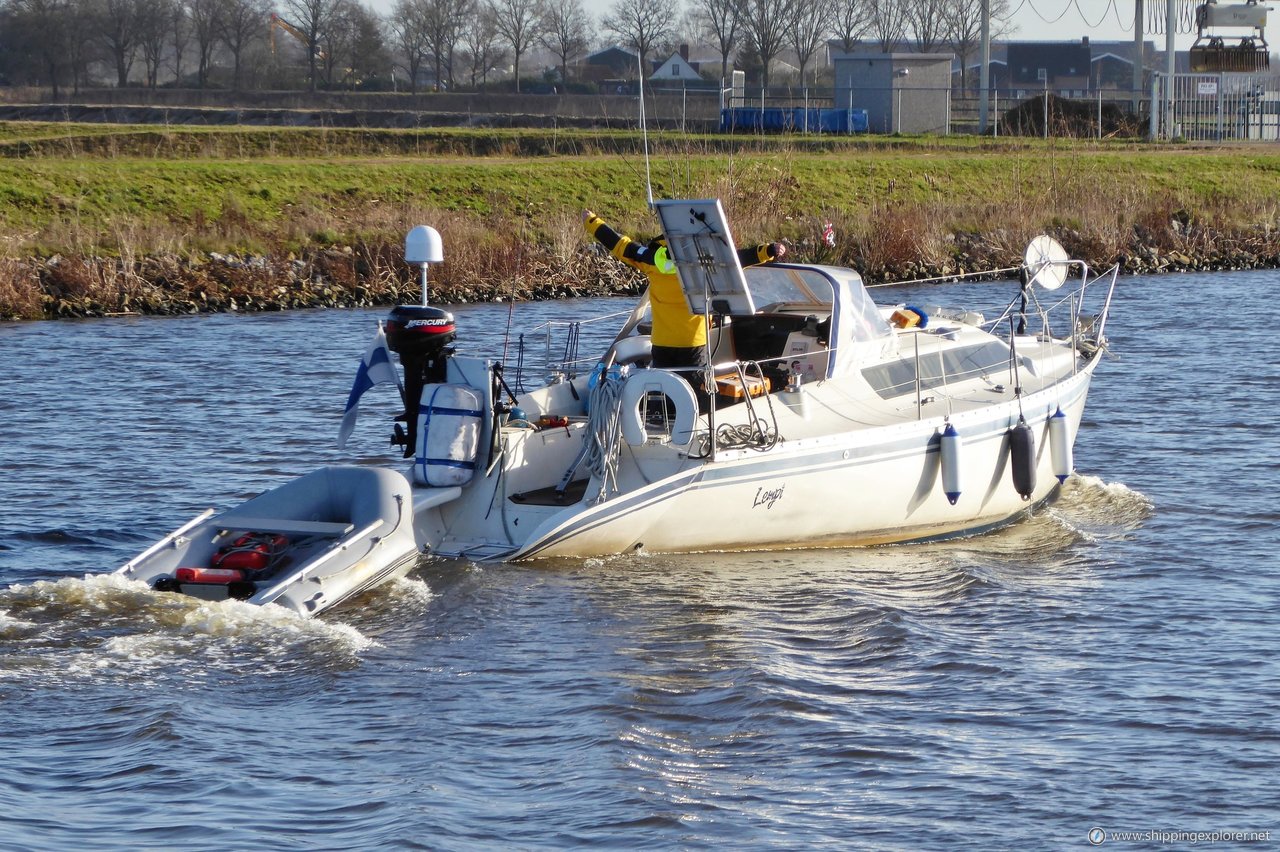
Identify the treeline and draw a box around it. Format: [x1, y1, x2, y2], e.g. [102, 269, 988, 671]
[0, 0, 1007, 98]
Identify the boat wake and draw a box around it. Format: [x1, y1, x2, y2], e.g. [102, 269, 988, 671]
[1051, 473, 1154, 536]
[0, 573, 398, 683]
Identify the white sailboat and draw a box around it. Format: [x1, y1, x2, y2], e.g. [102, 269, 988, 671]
[119, 199, 1117, 613]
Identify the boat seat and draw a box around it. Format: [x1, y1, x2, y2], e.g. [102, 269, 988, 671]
[216, 516, 354, 537]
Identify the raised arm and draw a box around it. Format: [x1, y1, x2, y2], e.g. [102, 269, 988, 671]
[583, 210, 654, 272]
[738, 241, 788, 267]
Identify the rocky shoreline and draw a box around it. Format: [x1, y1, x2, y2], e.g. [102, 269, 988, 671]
[3, 226, 1278, 322]
[0, 244, 646, 321]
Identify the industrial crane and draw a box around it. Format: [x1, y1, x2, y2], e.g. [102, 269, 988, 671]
[268, 13, 324, 60]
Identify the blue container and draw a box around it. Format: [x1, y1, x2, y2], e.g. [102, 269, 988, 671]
[720, 107, 869, 134]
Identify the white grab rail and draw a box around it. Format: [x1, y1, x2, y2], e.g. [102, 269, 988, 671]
[249, 520, 382, 605]
[116, 509, 216, 576]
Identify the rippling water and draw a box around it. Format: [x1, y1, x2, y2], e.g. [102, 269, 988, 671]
[1, 271, 1277, 848]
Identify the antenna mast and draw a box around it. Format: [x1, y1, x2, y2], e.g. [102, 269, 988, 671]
[638, 51, 654, 208]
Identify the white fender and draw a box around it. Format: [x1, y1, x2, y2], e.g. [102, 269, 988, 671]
[940, 422, 962, 505]
[620, 369, 698, 447]
[1048, 407, 1072, 484]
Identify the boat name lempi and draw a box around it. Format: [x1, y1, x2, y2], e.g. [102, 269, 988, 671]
[753, 484, 785, 510]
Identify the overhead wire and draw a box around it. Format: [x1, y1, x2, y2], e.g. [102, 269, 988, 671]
[1011, 0, 1196, 34]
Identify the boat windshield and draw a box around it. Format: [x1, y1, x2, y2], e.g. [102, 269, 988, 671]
[745, 266, 834, 310]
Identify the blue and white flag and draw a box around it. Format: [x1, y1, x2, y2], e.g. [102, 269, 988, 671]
[337, 324, 402, 448]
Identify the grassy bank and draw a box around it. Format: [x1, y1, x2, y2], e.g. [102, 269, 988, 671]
[2, 123, 1279, 320]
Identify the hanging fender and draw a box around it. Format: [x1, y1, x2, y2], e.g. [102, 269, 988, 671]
[1048, 407, 1072, 484]
[620, 369, 698, 447]
[939, 422, 962, 506]
[1008, 417, 1037, 500]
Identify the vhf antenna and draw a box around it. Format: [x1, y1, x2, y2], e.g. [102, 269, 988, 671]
[638, 51, 654, 208]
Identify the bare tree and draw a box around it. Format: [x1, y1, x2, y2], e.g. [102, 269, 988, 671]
[423, 0, 472, 90]
[787, 0, 830, 86]
[605, 0, 675, 72]
[136, 0, 173, 87]
[67, 6, 98, 92]
[905, 0, 946, 52]
[185, 0, 219, 87]
[540, 0, 588, 87]
[831, 0, 870, 54]
[736, 0, 796, 88]
[216, 0, 268, 90]
[170, 0, 191, 83]
[280, 0, 341, 90]
[946, 0, 1009, 91]
[459, 5, 504, 88]
[688, 0, 738, 82]
[867, 0, 906, 53]
[319, 0, 358, 86]
[96, 0, 141, 86]
[486, 0, 541, 92]
[348, 1, 390, 84]
[390, 0, 430, 92]
[1, 0, 77, 98]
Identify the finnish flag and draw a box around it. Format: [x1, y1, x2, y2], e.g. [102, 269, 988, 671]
[337, 324, 402, 448]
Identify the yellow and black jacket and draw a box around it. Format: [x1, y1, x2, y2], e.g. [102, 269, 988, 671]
[584, 213, 779, 349]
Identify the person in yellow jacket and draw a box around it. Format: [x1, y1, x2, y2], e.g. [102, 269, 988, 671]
[582, 209, 786, 370]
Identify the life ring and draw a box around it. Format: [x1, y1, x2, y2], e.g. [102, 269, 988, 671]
[620, 369, 698, 447]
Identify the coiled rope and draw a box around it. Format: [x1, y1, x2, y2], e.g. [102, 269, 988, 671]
[690, 362, 783, 458]
[584, 367, 626, 503]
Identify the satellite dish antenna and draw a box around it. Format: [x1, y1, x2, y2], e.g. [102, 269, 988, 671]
[405, 225, 443, 305]
[1023, 235, 1069, 290]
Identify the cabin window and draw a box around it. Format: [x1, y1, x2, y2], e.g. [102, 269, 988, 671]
[862, 341, 1032, 399]
[744, 266, 834, 308]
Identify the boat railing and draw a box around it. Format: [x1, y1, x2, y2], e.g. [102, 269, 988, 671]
[507, 309, 632, 391]
[866, 265, 1024, 289]
[1091, 264, 1120, 346]
[985, 261, 1117, 347]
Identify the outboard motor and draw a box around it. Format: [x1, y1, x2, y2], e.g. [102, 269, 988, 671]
[385, 304, 456, 457]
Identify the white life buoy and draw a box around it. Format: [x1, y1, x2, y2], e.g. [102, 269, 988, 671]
[619, 369, 698, 447]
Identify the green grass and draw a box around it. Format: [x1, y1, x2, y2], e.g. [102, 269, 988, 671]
[2, 138, 1278, 255]
[3, 121, 1280, 320]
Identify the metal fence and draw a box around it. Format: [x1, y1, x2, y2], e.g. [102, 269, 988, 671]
[1152, 72, 1280, 140]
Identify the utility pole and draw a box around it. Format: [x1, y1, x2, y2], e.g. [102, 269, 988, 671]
[979, 0, 991, 134]
[1133, 0, 1145, 115]
[1165, 0, 1177, 137]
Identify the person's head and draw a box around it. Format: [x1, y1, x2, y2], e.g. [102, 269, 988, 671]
[644, 237, 675, 273]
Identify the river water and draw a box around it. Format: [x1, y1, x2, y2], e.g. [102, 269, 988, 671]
[0, 269, 1276, 849]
